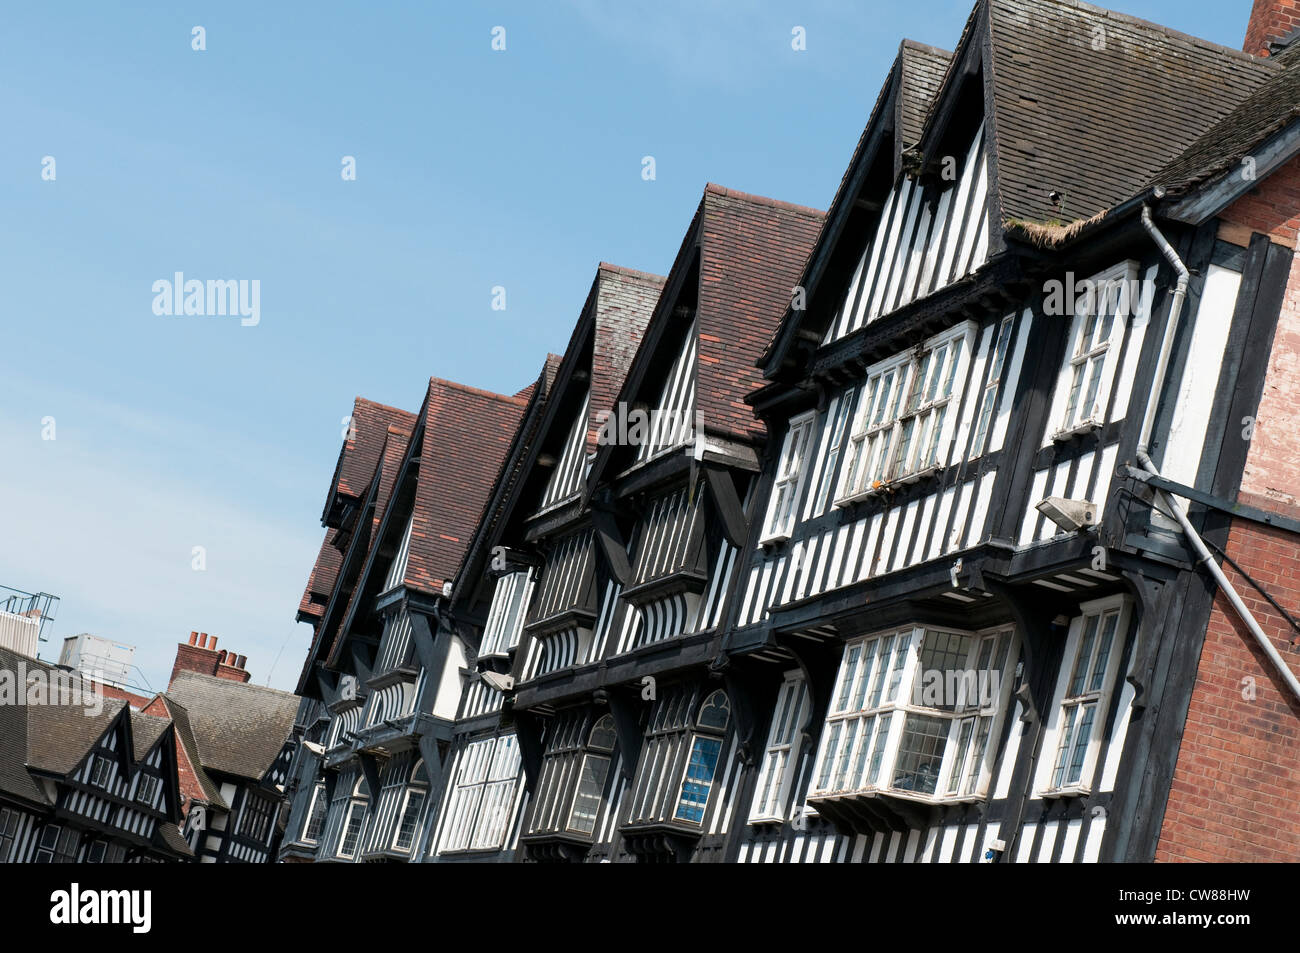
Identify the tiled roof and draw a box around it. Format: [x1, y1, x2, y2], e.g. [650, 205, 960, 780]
[402, 378, 530, 593]
[588, 264, 665, 451]
[0, 648, 48, 804]
[155, 695, 226, 809]
[297, 529, 343, 623]
[164, 671, 299, 783]
[982, 0, 1277, 225]
[334, 398, 417, 501]
[152, 819, 194, 857]
[898, 40, 953, 150]
[696, 184, 825, 443]
[26, 699, 124, 776]
[1157, 43, 1300, 196]
[129, 711, 171, 761]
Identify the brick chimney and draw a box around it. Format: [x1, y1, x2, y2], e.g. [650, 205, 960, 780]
[1244, 0, 1300, 56]
[169, 631, 252, 687]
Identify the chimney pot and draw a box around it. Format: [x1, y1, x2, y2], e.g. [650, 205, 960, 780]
[197, 634, 206, 648]
[189, 631, 198, 645]
[208, 635, 217, 652]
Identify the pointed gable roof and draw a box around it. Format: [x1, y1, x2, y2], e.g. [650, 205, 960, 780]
[401, 378, 531, 594]
[588, 264, 665, 451]
[164, 670, 299, 783]
[696, 185, 826, 444]
[981, 0, 1277, 228]
[760, 40, 950, 376]
[321, 397, 417, 526]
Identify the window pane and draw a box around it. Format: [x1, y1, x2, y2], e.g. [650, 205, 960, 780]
[674, 737, 723, 824]
[568, 754, 611, 834]
[1089, 611, 1119, 692]
[1069, 614, 1100, 696]
[1065, 702, 1097, 786]
[892, 715, 948, 796]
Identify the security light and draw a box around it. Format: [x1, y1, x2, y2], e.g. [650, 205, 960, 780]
[1035, 496, 1097, 533]
[481, 671, 514, 693]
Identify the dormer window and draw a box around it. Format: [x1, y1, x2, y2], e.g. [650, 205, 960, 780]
[134, 774, 160, 806]
[89, 755, 113, 789]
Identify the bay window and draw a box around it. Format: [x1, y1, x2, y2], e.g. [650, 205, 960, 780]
[839, 322, 974, 502]
[438, 733, 522, 853]
[674, 690, 731, 824]
[810, 624, 1016, 804]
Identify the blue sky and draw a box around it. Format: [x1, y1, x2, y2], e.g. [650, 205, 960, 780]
[0, 0, 1251, 692]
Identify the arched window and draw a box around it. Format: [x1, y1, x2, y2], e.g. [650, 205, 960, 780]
[394, 759, 429, 852]
[674, 690, 731, 824]
[588, 714, 617, 751]
[567, 715, 617, 835]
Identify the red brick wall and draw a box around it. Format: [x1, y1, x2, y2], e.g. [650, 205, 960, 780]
[1156, 509, 1300, 862]
[143, 695, 207, 821]
[1156, 162, 1300, 861]
[1243, 0, 1300, 57]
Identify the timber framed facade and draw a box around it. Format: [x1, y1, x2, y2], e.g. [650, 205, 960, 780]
[278, 0, 1300, 864]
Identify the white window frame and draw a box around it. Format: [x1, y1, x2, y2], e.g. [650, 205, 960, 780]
[89, 754, 113, 788]
[134, 773, 160, 806]
[969, 314, 1015, 459]
[809, 624, 1018, 805]
[1038, 595, 1131, 798]
[301, 783, 327, 845]
[437, 734, 522, 854]
[811, 386, 855, 515]
[480, 567, 535, 658]
[762, 410, 817, 543]
[838, 322, 975, 504]
[672, 690, 731, 826]
[748, 671, 810, 823]
[392, 786, 427, 852]
[336, 778, 368, 860]
[1051, 261, 1137, 440]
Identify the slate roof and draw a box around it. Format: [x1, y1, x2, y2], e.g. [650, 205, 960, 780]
[1157, 43, 1300, 196]
[980, 0, 1277, 225]
[164, 670, 299, 783]
[129, 711, 171, 761]
[898, 40, 953, 150]
[696, 184, 825, 444]
[154, 694, 226, 809]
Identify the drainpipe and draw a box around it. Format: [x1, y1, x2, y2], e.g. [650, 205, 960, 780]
[1136, 205, 1300, 702]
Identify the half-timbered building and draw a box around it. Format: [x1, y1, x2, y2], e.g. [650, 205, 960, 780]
[143, 668, 298, 863]
[721, 0, 1300, 864]
[279, 0, 1300, 865]
[438, 262, 665, 863]
[487, 187, 824, 862]
[281, 377, 534, 862]
[0, 645, 192, 863]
